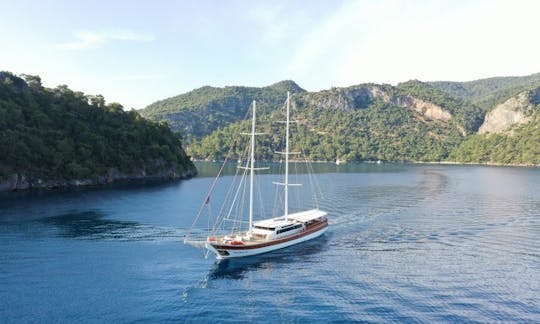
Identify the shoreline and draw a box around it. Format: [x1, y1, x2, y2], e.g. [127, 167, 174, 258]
[0, 167, 197, 192]
[3, 159, 536, 193]
[411, 161, 540, 168]
[192, 158, 539, 168]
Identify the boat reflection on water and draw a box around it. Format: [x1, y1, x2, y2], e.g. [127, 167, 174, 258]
[207, 235, 329, 281]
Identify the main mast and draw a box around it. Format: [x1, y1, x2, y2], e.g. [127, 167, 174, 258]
[284, 92, 290, 219]
[248, 100, 256, 233]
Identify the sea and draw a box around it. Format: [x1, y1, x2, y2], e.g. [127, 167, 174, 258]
[1, 163, 539, 323]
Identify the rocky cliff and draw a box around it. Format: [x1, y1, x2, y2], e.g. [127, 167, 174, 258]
[299, 85, 453, 122]
[478, 87, 540, 134]
[370, 86, 453, 122]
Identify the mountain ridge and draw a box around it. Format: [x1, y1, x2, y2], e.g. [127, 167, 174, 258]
[429, 72, 540, 110]
[140, 80, 305, 143]
[140, 72, 538, 165]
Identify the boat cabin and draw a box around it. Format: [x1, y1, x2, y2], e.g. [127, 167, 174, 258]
[251, 209, 327, 241]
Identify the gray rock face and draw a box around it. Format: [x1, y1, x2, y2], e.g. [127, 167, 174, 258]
[369, 87, 452, 122]
[298, 87, 372, 112]
[478, 88, 539, 134]
[300, 85, 453, 122]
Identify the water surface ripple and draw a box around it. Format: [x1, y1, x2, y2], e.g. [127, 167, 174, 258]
[1, 164, 539, 322]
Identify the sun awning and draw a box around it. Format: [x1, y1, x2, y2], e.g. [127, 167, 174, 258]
[287, 209, 327, 223]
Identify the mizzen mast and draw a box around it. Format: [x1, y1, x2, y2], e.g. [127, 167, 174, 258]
[279, 92, 301, 220]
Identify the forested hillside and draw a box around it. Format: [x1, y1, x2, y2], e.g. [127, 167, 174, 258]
[395, 80, 484, 134]
[188, 83, 471, 162]
[134, 73, 540, 167]
[161, 78, 539, 166]
[429, 72, 540, 110]
[0, 72, 196, 190]
[141, 80, 305, 143]
[449, 115, 540, 165]
[450, 87, 540, 165]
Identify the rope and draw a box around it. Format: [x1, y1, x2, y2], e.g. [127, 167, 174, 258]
[185, 103, 253, 240]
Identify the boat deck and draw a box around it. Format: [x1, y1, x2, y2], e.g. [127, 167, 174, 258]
[208, 218, 327, 248]
[208, 232, 269, 246]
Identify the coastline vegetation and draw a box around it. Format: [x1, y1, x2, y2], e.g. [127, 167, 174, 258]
[0, 72, 195, 184]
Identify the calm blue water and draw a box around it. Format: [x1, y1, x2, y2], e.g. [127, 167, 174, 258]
[1, 163, 539, 323]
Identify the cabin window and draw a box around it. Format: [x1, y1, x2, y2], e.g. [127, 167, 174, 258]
[253, 225, 275, 231]
[276, 224, 302, 235]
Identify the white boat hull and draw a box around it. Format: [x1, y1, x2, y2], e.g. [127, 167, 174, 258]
[206, 225, 327, 259]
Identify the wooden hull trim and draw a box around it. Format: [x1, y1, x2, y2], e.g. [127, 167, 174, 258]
[206, 221, 328, 259]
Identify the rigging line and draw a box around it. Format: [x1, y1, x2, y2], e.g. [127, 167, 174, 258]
[209, 107, 253, 236]
[303, 146, 322, 209]
[296, 110, 318, 209]
[225, 160, 249, 234]
[211, 163, 240, 236]
[223, 219, 249, 223]
[186, 104, 250, 238]
[236, 156, 251, 231]
[207, 202, 214, 237]
[211, 143, 249, 236]
[272, 168, 281, 217]
[234, 167, 249, 234]
[304, 149, 317, 207]
[255, 173, 266, 221]
[293, 159, 301, 211]
[210, 176, 233, 235]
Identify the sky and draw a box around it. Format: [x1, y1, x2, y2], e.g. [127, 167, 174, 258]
[1, 0, 540, 109]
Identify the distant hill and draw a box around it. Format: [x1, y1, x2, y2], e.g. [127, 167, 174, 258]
[450, 87, 540, 165]
[429, 72, 540, 110]
[395, 80, 484, 134]
[0, 71, 196, 191]
[188, 82, 479, 162]
[140, 80, 305, 144]
[139, 73, 539, 166]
